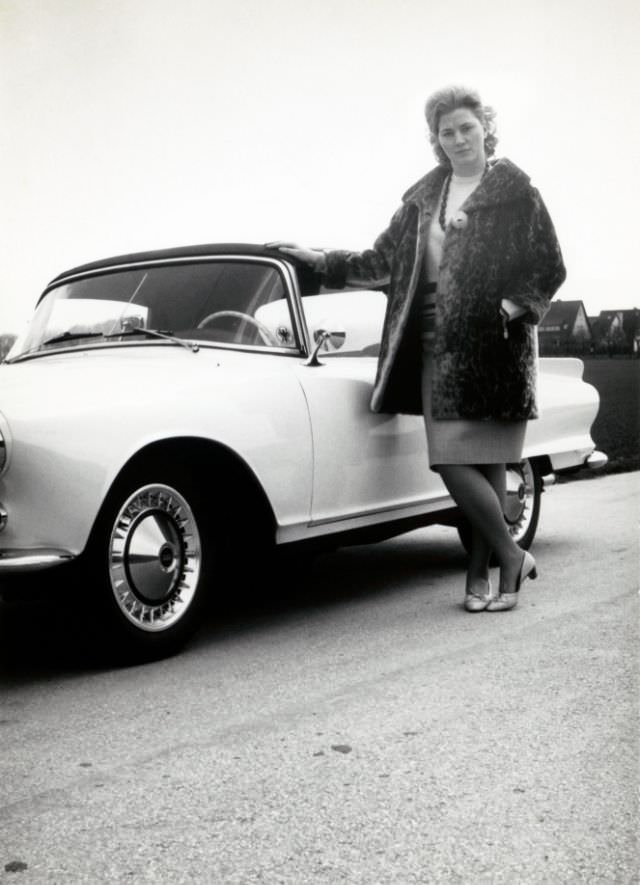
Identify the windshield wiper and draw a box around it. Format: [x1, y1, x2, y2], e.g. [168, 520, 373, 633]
[103, 327, 199, 353]
[40, 331, 105, 348]
[8, 326, 200, 364]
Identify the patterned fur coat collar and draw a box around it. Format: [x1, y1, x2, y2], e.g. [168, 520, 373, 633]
[324, 157, 566, 419]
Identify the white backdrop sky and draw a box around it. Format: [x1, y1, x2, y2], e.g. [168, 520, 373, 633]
[1, 0, 638, 334]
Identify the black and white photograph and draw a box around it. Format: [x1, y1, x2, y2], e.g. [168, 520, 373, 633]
[1, 0, 638, 881]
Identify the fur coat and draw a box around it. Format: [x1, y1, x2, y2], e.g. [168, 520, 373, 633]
[323, 158, 566, 419]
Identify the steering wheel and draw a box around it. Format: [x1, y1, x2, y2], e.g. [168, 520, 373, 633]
[196, 310, 279, 347]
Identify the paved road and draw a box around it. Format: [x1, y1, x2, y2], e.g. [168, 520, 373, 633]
[1, 472, 638, 884]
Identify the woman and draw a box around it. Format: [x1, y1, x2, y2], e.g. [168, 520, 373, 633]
[270, 85, 566, 612]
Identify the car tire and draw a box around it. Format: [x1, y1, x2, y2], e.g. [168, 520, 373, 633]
[82, 465, 213, 662]
[456, 458, 542, 556]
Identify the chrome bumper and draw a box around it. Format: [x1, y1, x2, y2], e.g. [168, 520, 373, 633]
[543, 449, 608, 488]
[586, 450, 608, 470]
[0, 549, 75, 573]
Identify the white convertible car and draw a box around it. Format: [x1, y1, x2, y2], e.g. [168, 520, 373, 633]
[0, 245, 605, 658]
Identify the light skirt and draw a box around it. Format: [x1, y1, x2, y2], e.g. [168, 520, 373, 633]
[421, 352, 526, 470]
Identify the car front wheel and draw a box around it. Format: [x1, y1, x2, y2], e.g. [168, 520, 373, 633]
[85, 469, 211, 661]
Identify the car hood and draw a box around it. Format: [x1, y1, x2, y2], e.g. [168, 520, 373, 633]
[0, 344, 256, 421]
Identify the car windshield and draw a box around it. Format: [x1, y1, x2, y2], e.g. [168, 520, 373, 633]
[10, 260, 298, 359]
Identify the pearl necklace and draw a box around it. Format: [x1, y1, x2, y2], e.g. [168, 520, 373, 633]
[438, 174, 452, 232]
[438, 164, 489, 232]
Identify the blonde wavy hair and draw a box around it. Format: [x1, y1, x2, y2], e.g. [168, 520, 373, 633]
[424, 85, 498, 167]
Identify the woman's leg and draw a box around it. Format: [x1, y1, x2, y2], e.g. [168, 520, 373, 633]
[438, 463, 523, 595]
[463, 463, 507, 593]
[481, 462, 507, 509]
[465, 524, 492, 595]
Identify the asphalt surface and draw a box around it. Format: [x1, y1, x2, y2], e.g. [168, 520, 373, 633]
[1, 471, 638, 884]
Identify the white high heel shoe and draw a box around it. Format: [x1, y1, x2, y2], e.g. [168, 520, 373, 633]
[464, 579, 494, 612]
[486, 551, 537, 612]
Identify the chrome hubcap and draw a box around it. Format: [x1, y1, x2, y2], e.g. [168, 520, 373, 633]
[504, 460, 535, 543]
[108, 484, 201, 632]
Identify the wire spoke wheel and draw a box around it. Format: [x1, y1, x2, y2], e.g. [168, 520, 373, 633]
[79, 466, 214, 662]
[108, 484, 201, 632]
[503, 459, 539, 545]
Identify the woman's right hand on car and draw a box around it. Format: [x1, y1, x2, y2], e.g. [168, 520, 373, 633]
[265, 241, 327, 272]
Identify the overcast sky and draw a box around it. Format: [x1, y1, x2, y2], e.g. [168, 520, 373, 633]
[1, 0, 638, 334]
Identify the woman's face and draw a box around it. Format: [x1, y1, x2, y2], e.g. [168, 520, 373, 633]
[437, 107, 487, 175]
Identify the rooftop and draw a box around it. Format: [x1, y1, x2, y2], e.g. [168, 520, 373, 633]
[49, 243, 307, 286]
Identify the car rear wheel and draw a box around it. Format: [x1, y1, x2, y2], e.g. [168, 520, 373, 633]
[457, 458, 542, 555]
[84, 467, 212, 661]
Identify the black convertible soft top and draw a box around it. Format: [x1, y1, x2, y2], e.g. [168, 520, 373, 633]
[49, 243, 305, 285]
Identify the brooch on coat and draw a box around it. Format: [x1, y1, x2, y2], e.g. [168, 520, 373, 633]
[450, 210, 468, 229]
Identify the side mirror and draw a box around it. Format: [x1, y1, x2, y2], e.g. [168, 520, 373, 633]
[305, 327, 346, 366]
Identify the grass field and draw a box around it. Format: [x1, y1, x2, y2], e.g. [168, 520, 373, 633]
[581, 358, 639, 473]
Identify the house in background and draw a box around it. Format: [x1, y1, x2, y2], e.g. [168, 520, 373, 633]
[589, 308, 640, 355]
[625, 309, 640, 355]
[0, 334, 17, 362]
[538, 300, 592, 355]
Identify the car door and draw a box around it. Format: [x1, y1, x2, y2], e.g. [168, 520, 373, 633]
[294, 290, 449, 527]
